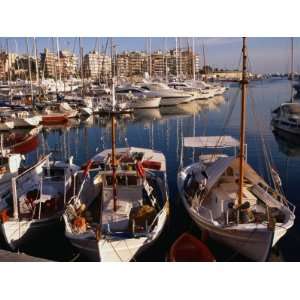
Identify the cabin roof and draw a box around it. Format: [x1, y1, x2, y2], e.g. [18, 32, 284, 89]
[184, 136, 240, 148]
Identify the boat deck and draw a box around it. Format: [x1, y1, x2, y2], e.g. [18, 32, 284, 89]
[0, 249, 50, 262]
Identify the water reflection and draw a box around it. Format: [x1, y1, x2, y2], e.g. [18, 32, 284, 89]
[273, 130, 300, 157]
[19, 81, 300, 261]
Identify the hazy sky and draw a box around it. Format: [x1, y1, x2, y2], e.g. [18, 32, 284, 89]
[0, 37, 299, 74]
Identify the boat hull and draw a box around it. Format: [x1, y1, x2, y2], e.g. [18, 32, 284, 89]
[64, 201, 169, 262]
[131, 97, 161, 109]
[271, 119, 300, 135]
[185, 205, 274, 261]
[160, 96, 193, 106]
[41, 114, 68, 125]
[13, 116, 41, 128]
[0, 214, 62, 251]
[11, 134, 39, 154]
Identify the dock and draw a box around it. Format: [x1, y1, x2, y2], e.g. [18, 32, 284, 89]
[0, 249, 50, 262]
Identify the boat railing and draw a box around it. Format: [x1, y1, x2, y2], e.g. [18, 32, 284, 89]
[197, 205, 214, 223]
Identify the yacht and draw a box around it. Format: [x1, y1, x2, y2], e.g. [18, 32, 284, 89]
[271, 102, 300, 135]
[138, 82, 194, 106]
[116, 86, 161, 108]
[168, 81, 213, 100]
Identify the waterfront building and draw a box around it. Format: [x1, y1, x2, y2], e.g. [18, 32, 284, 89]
[83, 51, 111, 80]
[0, 52, 17, 80]
[40, 48, 78, 80]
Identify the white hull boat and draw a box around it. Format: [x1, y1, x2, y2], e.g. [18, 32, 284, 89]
[64, 147, 169, 261]
[130, 96, 161, 109]
[271, 102, 300, 135]
[178, 135, 295, 261]
[0, 155, 79, 250]
[13, 115, 42, 128]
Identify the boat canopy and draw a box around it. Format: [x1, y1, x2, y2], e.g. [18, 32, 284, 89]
[205, 156, 235, 190]
[184, 136, 240, 149]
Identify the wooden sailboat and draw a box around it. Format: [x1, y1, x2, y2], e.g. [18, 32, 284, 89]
[63, 79, 169, 261]
[177, 38, 295, 261]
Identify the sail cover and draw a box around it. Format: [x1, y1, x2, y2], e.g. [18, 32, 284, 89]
[184, 136, 240, 148]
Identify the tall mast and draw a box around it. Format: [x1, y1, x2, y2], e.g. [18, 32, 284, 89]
[164, 38, 168, 82]
[110, 38, 114, 78]
[238, 37, 248, 207]
[6, 39, 12, 103]
[149, 38, 152, 78]
[111, 78, 117, 212]
[202, 43, 206, 81]
[179, 38, 182, 78]
[26, 38, 34, 109]
[291, 37, 294, 102]
[33, 37, 39, 84]
[175, 37, 178, 79]
[79, 37, 84, 96]
[56, 37, 61, 81]
[192, 37, 196, 81]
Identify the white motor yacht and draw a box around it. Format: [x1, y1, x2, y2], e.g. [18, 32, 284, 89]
[116, 86, 161, 108]
[138, 82, 194, 106]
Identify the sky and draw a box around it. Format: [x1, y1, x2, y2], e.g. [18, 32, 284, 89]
[0, 37, 299, 74]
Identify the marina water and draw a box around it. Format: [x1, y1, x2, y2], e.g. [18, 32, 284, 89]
[15, 78, 300, 261]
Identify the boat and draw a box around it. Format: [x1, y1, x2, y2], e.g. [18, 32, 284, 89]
[58, 102, 78, 118]
[0, 154, 79, 250]
[4, 126, 41, 154]
[271, 38, 300, 135]
[40, 106, 68, 125]
[63, 80, 169, 261]
[138, 82, 194, 106]
[271, 102, 300, 135]
[168, 81, 214, 100]
[168, 232, 215, 262]
[177, 38, 295, 262]
[11, 111, 42, 128]
[116, 86, 161, 108]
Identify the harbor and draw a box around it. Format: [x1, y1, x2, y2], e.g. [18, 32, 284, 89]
[0, 36, 299, 263]
[0, 67, 299, 261]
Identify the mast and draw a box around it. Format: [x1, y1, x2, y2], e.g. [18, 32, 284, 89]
[149, 38, 152, 78]
[290, 37, 294, 102]
[33, 37, 39, 84]
[6, 39, 12, 103]
[56, 37, 61, 82]
[238, 37, 248, 207]
[25, 38, 34, 109]
[192, 37, 196, 81]
[111, 78, 117, 212]
[175, 37, 178, 79]
[79, 37, 84, 96]
[202, 43, 206, 81]
[110, 38, 114, 78]
[164, 38, 168, 82]
[179, 38, 182, 78]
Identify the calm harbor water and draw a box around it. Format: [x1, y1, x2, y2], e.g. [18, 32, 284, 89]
[7, 78, 300, 261]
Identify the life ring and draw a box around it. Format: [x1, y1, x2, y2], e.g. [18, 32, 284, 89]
[136, 161, 145, 178]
